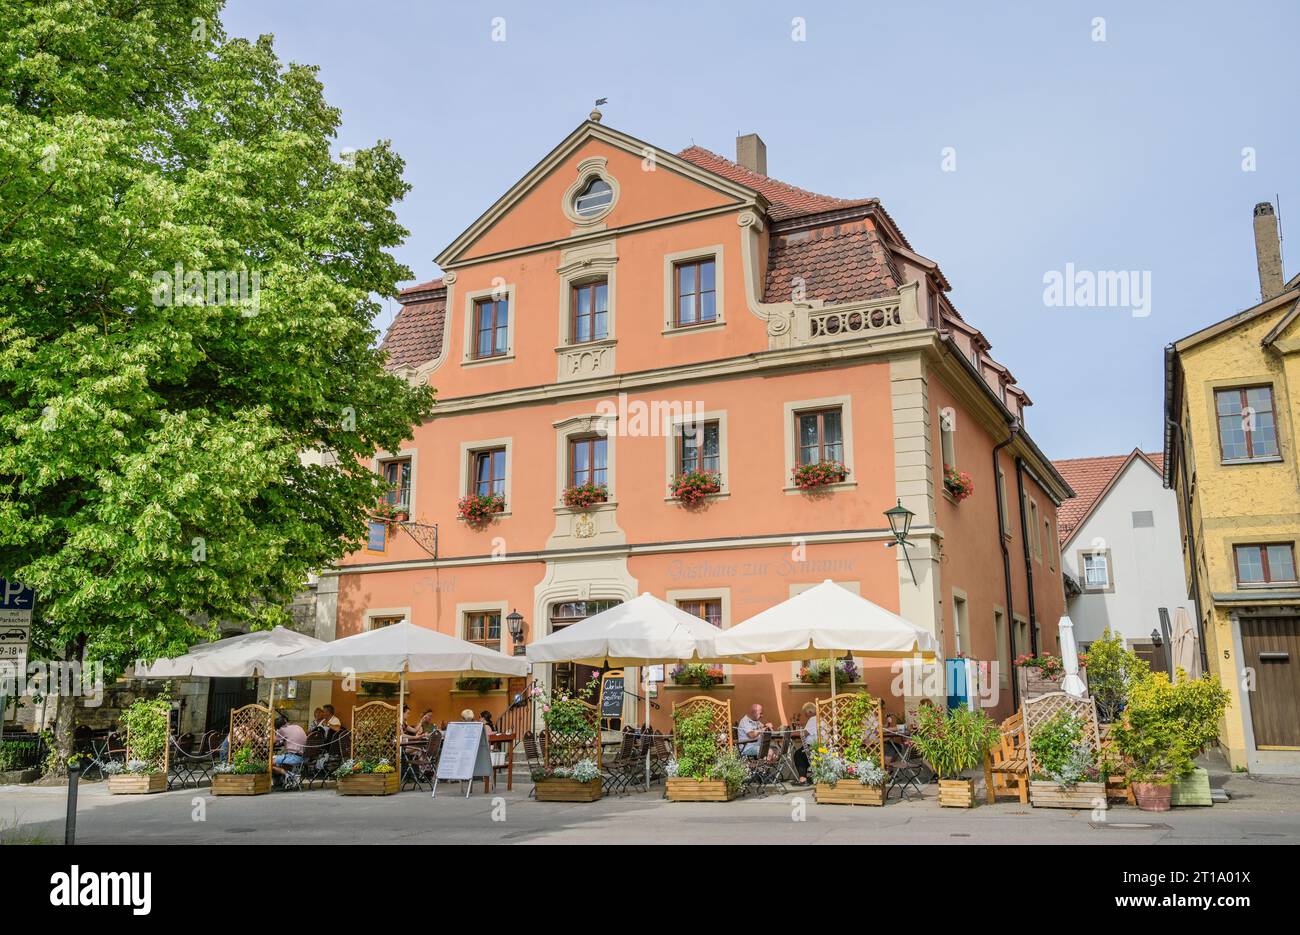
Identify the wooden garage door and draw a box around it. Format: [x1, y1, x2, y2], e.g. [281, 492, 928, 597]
[1240, 617, 1300, 748]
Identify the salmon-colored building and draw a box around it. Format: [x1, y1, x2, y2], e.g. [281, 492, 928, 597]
[320, 116, 1072, 731]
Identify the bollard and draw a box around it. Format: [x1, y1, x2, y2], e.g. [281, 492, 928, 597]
[65, 760, 80, 845]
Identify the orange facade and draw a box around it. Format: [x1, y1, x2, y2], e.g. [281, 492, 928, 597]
[325, 120, 1071, 731]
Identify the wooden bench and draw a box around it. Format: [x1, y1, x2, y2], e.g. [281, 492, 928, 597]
[984, 711, 1029, 804]
[1098, 723, 1135, 805]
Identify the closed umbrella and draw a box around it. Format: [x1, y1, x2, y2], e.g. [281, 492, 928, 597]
[1057, 616, 1087, 698]
[1171, 607, 1202, 679]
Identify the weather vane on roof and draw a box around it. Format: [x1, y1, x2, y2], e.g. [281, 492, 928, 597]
[590, 98, 607, 122]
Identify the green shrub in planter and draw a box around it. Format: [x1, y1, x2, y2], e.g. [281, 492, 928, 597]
[1111, 671, 1230, 785]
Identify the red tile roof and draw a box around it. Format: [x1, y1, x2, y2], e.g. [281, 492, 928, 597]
[678, 146, 875, 222]
[763, 219, 900, 304]
[381, 279, 446, 370]
[1053, 450, 1164, 545]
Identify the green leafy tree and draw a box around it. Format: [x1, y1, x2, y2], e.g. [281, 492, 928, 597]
[0, 1, 434, 761]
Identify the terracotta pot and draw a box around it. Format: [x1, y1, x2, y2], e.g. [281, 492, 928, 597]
[1132, 781, 1173, 812]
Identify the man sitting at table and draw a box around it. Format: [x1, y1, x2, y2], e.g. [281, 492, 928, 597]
[737, 703, 777, 760]
[792, 702, 818, 784]
[272, 714, 307, 780]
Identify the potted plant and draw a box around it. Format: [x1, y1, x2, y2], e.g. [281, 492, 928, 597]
[790, 460, 849, 491]
[670, 470, 722, 506]
[530, 757, 603, 801]
[212, 745, 271, 795]
[1112, 671, 1229, 811]
[531, 680, 603, 802]
[562, 482, 608, 510]
[811, 748, 887, 806]
[942, 465, 974, 502]
[1083, 629, 1149, 723]
[334, 757, 399, 795]
[1027, 710, 1106, 809]
[796, 658, 859, 685]
[665, 707, 743, 801]
[371, 499, 398, 524]
[910, 704, 1001, 807]
[454, 676, 502, 693]
[106, 697, 170, 794]
[457, 492, 505, 527]
[669, 663, 727, 689]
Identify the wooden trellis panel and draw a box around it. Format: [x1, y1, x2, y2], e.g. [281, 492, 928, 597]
[126, 710, 171, 775]
[1023, 692, 1102, 778]
[671, 695, 733, 757]
[351, 700, 398, 765]
[227, 702, 273, 774]
[815, 692, 884, 768]
[543, 699, 601, 769]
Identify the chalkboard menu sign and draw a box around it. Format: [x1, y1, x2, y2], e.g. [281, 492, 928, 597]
[600, 670, 625, 719]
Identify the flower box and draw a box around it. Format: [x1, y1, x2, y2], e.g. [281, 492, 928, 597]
[1170, 767, 1212, 807]
[534, 778, 603, 802]
[1029, 780, 1107, 809]
[336, 772, 399, 796]
[212, 772, 272, 796]
[937, 777, 975, 808]
[107, 773, 167, 795]
[562, 483, 608, 510]
[815, 783, 885, 806]
[666, 777, 737, 802]
[790, 460, 849, 491]
[1016, 669, 1066, 699]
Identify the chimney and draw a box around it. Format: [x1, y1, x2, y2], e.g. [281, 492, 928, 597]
[1254, 202, 1284, 300]
[736, 133, 767, 175]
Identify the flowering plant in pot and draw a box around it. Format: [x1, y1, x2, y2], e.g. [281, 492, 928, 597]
[942, 465, 974, 501]
[791, 460, 849, 490]
[670, 470, 721, 506]
[666, 707, 743, 801]
[457, 492, 504, 526]
[562, 482, 608, 509]
[1015, 653, 1066, 679]
[1111, 670, 1230, 811]
[797, 658, 859, 685]
[670, 663, 726, 689]
[910, 704, 1001, 807]
[370, 499, 399, 523]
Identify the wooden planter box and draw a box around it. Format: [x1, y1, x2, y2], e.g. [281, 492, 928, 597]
[1016, 668, 1087, 700]
[815, 782, 886, 806]
[938, 778, 975, 808]
[1170, 767, 1212, 807]
[534, 778, 603, 802]
[336, 772, 399, 796]
[666, 777, 737, 802]
[107, 773, 167, 795]
[212, 772, 272, 796]
[1030, 780, 1107, 809]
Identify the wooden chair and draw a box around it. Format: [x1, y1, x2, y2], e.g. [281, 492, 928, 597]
[984, 711, 1029, 804]
[1099, 722, 1136, 805]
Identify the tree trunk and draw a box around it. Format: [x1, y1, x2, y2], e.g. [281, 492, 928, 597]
[51, 635, 87, 775]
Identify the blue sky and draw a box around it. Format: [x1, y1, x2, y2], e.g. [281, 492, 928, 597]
[223, 0, 1300, 460]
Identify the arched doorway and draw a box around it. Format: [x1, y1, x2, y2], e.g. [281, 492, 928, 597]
[548, 600, 622, 698]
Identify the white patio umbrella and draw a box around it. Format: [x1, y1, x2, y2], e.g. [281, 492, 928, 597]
[260, 621, 530, 770]
[135, 625, 324, 678]
[1057, 615, 1087, 698]
[526, 592, 747, 787]
[525, 592, 736, 667]
[1170, 607, 1202, 679]
[715, 580, 939, 738]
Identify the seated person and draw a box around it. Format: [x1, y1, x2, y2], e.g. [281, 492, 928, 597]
[480, 710, 498, 733]
[793, 702, 818, 785]
[416, 709, 435, 736]
[310, 707, 327, 731]
[400, 704, 420, 737]
[321, 704, 342, 734]
[272, 714, 307, 778]
[736, 703, 778, 761]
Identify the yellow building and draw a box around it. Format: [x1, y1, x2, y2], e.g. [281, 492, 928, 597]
[1163, 202, 1300, 775]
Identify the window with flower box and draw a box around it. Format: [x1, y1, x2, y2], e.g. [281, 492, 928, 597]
[470, 447, 506, 499]
[677, 421, 720, 475]
[569, 436, 607, 488]
[381, 457, 411, 512]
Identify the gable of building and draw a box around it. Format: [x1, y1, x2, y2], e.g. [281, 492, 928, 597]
[1055, 448, 1164, 548]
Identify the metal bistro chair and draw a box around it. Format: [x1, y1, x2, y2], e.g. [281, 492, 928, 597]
[401, 731, 442, 792]
[522, 730, 544, 798]
[82, 732, 125, 782]
[602, 729, 640, 796]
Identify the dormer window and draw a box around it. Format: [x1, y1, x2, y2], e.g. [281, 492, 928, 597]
[573, 177, 613, 217]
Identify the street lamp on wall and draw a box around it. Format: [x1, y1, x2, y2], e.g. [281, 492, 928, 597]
[507, 609, 526, 656]
[885, 499, 917, 586]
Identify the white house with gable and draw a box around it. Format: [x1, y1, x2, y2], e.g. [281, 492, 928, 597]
[1053, 449, 1189, 671]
